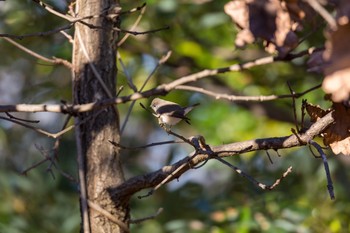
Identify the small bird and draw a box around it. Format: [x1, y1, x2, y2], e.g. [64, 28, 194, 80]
[150, 98, 199, 127]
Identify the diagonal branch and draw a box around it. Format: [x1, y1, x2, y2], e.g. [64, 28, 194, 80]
[108, 111, 335, 201]
[3, 37, 72, 69]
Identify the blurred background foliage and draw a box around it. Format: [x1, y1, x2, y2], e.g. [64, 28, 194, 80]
[0, 0, 350, 232]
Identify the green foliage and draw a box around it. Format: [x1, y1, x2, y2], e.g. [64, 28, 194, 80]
[1, 0, 350, 232]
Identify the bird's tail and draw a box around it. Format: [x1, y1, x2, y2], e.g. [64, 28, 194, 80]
[184, 103, 200, 114]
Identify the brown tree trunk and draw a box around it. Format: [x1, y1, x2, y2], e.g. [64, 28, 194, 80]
[72, 0, 129, 232]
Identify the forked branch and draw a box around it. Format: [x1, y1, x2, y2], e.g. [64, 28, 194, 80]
[108, 111, 335, 201]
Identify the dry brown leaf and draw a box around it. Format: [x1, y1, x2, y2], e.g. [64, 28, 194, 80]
[305, 101, 330, 122]
[305, 101, 350, 155]
[322, 23, 350, 102]
[224, 0, 311, 57]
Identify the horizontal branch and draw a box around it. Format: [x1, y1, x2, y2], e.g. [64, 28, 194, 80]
[108, 111, 334, 202]
[0, 50, 313, 114]
[175, 84, 321, 102]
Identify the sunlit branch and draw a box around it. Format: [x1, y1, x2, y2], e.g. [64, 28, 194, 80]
[175, 84, 321, 102]
[305, 0, 337, 30]
[109, 111, 335, 199]
[3, 37, 72, 69]
[87, 200, 129, 232]
[0, 51, 314, 114]
[31, 0, 74, 21]
[0, 109, 104, 138]
[117, 4, 147, 46]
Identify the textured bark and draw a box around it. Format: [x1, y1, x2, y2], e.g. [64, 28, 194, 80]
[72, 0, 128, 232]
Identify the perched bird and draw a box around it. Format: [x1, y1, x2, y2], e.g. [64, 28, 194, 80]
[150, 98, 199, 126]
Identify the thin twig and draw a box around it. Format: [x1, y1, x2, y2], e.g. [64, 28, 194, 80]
[21, 155, 49, 175]
[109, 139, 184, 150]
[117, 3, 147, 46]
[2, 37, 72, 69]
[164, 128, 197, 148]
[118, 53, 137, 92]
[21, 115, 75, 178]
[0, 109, 103, 139]
[0, 116, 59, 138]
[194, 136, 291, 190]
[5, 112, 39, 123]
[130, 208, 163, 224]
[266, 150, 273, 164]
[75, 28, 113, 98]
[305, 0, 337, 30]
[268, 166, 293, 190]
[87, 200, 129, 232]
[60, 30, 74, 43]
[120, 51, 172, 133]
[31, 0, 74, 21]
[214, 155, 292, 190]
[0, 23, 74, 39]
[35, 144, 57, 179]
[0, 5, 152, 40]
[119, 3, 147, 15]
[112, 25, 170, 35]
[287, 82, 299, 133]
[175, 84, 321, 102]
[309, 140, 335, 200]
[75, 117, 91, 233]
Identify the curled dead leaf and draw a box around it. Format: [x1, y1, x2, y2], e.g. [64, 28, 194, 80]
[322, 23, 350, 102]
[305, 101, 350, 155]
[224, 0, 314, 57]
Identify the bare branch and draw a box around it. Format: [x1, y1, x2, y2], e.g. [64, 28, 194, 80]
[287, 82, 300, 132]
[211, 153, 293, 190]
[268, 166, 293, 190]
[130, 208, 163, 224]
[0, 108, 105, 139]
[0, 23, 74, 40]
[109, 140, 184, 150]
[2, 37, 72, 69]
[175, 84, 321, 102]
[0, 4, 150, 41]
[305, 0, 337, 30]
[5, 112, 39, 123]
[117, 3, 147, 46]
[75, 28, 113, 98]
[309, 140, 335, 200]
[31, 0, 74, 21]
[120, 51, 172, 134]
[0, 52, 315, 114]
[109, 111, 335, 199]
[163, 56, 275, 91]
[87, 200, 129, 232]
[75, 117, 91, 233]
